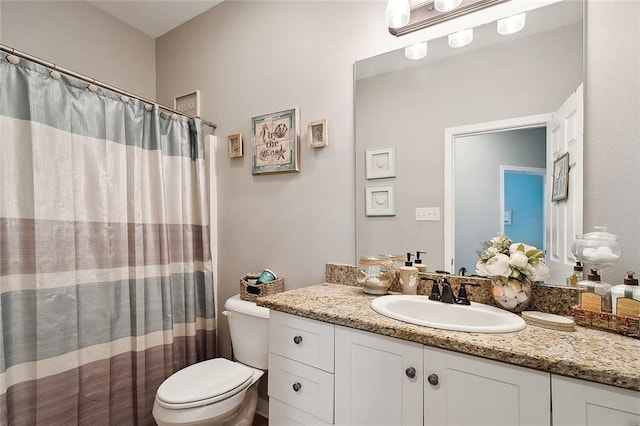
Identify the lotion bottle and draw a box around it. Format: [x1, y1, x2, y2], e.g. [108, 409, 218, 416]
[414, 251, 427, 273]
[611, 271, 640, 315]
[399, 252, 419, 295]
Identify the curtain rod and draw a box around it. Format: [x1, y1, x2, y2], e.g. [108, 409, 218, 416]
[0, 44, 217, 130]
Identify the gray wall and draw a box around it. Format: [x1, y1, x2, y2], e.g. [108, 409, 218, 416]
[455, 128, 546, 272]
[355, 24, 582, 270]
[1, 0, 638, 362]
[0, 1, 156, 99]
[584, 0, 640, 283]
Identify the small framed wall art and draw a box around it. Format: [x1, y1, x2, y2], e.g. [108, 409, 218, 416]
[307, 119, 328, 148]
[365, 184, 396, 216]
[365, 147, 396, 179]
[173, 90, 200, 117]
[551, 152, 569, 202]
[251, 108, 300, 175]
[227, 133, 243, 158]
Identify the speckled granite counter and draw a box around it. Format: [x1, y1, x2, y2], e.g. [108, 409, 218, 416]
[257, 283, 640, 391]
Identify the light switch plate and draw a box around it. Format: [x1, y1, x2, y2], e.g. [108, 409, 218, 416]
[416, 207, 440, 221]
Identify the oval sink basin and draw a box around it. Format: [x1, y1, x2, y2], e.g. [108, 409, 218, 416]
[370, 295, 526, 333]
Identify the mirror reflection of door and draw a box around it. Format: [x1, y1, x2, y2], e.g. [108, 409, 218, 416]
[502, 167, 546, 250]
[454, 127, 546, 274]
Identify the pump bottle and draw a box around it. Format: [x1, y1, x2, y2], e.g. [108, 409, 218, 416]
[414, 251, 427, 273]
[611, 271, 640, 315]
[399, 252, 419, 295]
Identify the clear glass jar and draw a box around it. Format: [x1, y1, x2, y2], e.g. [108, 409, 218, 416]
[358, 256, 393, 294]
[573, 226, 622, 267]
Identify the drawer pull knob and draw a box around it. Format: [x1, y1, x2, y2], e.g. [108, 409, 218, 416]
[292, 382, 302, 392]
[405, 367, 416, 379]
[293, 335, 303, 344]
[427, 373, 439, 386]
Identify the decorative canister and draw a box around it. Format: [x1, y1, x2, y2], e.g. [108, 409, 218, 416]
[358, 256, 393, 295]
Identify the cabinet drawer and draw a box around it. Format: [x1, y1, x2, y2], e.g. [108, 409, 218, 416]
[268, 353, 334, 424]
[270, 311, 334, 372]
[270, 398, 333, 426]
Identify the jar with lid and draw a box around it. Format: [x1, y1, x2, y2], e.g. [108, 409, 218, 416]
[573, 226, 622, 267]
[358, 256, 393, 295]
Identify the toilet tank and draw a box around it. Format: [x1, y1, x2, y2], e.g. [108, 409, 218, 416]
[224, 294, 270, 370]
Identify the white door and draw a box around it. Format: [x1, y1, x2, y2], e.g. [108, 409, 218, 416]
[335, 326, 423, 426]
[546, 84, 584, 283]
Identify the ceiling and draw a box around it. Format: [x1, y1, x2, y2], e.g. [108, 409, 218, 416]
[88, 1, 222, 38]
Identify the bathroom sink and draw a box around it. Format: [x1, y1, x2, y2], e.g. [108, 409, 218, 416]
[370, 295, 526, 333]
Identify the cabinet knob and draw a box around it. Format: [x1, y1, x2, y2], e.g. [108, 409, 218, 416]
[293, 335, 303, 344]
[405, 367, 416, 379]
[427, 373, 439, 386]
[292, 382, 302, 392]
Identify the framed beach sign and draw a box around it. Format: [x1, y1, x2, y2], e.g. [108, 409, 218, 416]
[251, 108, 300, 175]
[551, 152, 569, 202]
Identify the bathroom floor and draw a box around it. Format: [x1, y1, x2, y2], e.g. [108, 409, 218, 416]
[252, 414, 268, 425]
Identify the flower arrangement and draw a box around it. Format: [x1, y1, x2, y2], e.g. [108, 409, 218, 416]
[476, 233, 550, 283]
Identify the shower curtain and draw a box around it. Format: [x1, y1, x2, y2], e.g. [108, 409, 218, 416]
[0, 51, 216, 425]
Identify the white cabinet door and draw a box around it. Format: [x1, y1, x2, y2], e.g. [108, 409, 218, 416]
[424, 347, 550, 426]
[335, 326, 423, 426]
[552, 375, 640, 426]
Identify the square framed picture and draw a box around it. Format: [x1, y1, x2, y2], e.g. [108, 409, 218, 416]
[365, 184, 396, 216]
[307, 119, 328, 148]
[365, 147, 396, 179]
[227, 133, 243, 158]
[251, 108, 300, 175]
[173, 90, 200, 117]
[551, 152, 569, 202]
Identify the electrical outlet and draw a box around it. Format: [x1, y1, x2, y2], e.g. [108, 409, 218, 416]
[415, 207, 440, 221]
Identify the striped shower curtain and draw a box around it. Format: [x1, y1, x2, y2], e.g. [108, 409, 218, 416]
[0, 51, 216, 425]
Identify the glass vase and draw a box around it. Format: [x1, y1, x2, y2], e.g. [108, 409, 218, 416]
[491, 276, 533, 313]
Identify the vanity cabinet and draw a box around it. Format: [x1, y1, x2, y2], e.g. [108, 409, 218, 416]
[424, 347, 550, 426]
[334, 326, 423, 425]
[268, 311, 335, 425]
[552, 375, 640, 425]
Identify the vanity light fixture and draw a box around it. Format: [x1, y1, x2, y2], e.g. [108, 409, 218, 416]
[448, 28, 473, 48]
[497, 12, 526, 35]
[434, 0, 463, 13]
[388, 0, 508, 37]
[405, 41, 428, 60]
[385, 0, 411, 29]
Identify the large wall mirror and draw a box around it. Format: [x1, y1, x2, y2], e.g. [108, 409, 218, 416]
[355, 0, 583, 285]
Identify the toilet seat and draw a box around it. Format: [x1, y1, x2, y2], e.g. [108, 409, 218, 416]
[155, 358, 254, 410]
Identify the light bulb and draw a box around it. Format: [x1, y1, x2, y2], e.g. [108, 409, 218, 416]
[385, 0, 411, 29]
[497, 13, 526, 35]
[434, 0, 463, 13]
[448, 28, 473, 48]
[405, 42, 428, 60]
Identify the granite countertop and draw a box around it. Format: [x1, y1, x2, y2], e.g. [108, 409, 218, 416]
[257, 283, 640, 392]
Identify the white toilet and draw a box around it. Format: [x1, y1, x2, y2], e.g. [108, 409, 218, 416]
[152, 294, 270, 426]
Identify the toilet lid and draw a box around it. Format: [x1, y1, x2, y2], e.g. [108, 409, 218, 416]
[156, 358, 254, 407]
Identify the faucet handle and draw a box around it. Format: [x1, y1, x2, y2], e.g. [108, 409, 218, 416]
[439, 278, 456, 304]
[426, 279, 441, 301]
[455, 282, 481, 305]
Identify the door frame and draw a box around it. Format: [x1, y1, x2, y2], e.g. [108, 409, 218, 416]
[443, 113, 552, 272]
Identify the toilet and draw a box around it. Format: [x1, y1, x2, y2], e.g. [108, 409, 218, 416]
[152, 294, 270, 426]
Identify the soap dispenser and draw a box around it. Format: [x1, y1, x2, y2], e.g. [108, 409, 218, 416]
[577, 268, 612, 312]
[414, 251, 427, 273]
[399, 252, 419, 295]
[611, 271, 640, 315]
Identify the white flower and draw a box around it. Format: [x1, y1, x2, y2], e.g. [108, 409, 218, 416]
[487, 246, 498, 256]
[528, 261, 550, 281]
[509, 251, 529, 269]
[476, 260, 489, 276]
[484, 253, 511, 277]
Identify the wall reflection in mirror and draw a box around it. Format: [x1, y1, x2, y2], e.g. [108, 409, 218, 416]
[355, 0, 583, 285]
